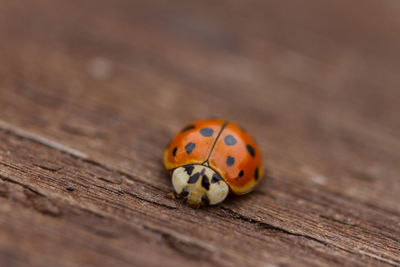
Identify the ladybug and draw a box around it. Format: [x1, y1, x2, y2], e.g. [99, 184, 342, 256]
[163, 119, 263, 208]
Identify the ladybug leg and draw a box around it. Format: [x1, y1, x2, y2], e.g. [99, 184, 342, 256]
[166, 192, 178, 199]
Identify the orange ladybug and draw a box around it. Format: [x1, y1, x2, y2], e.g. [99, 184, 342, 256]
[163, 119, 263, 208]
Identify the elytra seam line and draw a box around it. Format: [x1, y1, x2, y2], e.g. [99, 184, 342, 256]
[203, 121, 229, 164]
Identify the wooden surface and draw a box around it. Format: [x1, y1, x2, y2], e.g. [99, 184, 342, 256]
[0, 1, 400, 266]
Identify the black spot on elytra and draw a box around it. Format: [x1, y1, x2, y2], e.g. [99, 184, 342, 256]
[200, 128, 214, 137]
[224, 135, 237, 146]
[246, 144, 255, 157]
[184, 165, 194, 175]
[188, 173, 200, 184]
[201, 196, 209, 205]
[185, 142, 196, 154]
[200, 168, 206, 175]
[238, 170, 244, 177]
[172, 147, 178, 157]
[226, 156, 235, 167]
[254, 167, 259, 180]
[211, 173, 222, 183]
[181, 124, 195, 132]
[201, 175, 210, 190]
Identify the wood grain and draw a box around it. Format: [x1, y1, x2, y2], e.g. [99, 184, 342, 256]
[0, 0, 399, 266]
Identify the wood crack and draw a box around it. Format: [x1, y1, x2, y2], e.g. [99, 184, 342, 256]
[142, 225, 217, 262]
[33, 163, 62, 173]
[0, 174, 62, 217]
[122, 191, 177, 210]
[0, 174, 44, 197]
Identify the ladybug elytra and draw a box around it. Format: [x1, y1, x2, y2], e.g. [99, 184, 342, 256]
[163, 119, 263, 208]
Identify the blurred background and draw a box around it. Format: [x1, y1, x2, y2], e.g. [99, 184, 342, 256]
[1, 0, 400, 122]
[1, 0, 399, 127]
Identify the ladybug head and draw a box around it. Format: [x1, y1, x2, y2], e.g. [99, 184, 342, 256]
[171, 165, 229, 208]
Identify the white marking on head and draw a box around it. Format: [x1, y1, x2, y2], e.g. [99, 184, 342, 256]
[171, 165, 229, 207]
[207, 177, 229, 205]
[171, 167, 189, 194]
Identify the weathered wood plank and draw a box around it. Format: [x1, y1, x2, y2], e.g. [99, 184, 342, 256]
[0, 0, 399, 266]
[1, 128, 397, 266]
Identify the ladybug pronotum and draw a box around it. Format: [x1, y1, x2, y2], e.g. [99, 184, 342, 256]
[163, 119, 263, 208]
